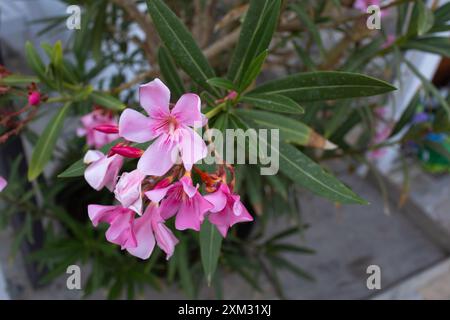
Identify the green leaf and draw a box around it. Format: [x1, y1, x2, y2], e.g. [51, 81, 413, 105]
[291, 3, 325, 56]
[158, 46, 185, 99]
[249, 71, 396, 102]
[200, 220, 223, 286]
[402, 37, 450, 58]
[90, 91, 126, 111]
[241, 93, 304, 114]
[238, 50, 268, 92]
[404, 58, 450, 118]
[417, 0, 435, 36]
[25, 41, 54, 89]
[227, 0, 281, 85]
[207, 77, 236, 91]
[390, 92, 420, 137]
[277, 142, 367, 204]
[146, 0, 218, 95]
[176, 238, 196, 298]
[341, 37, 384, 72]
[236, 109, 313, 146]
[28, 103, 71, 180]
[0, 74, 40, 85]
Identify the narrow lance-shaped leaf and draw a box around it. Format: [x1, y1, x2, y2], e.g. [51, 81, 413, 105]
[28, 103, 71, 180]
[25, 41, 54, 89]
[240, 93, 304, 114]
[90, 91, 126, 111]
[249, 71, 397, 102]
[200, 220, 223, 286]
[417, 0, 435, 36]
[146, 0, 219, 96]
[236, 115, 366, 204]
[207, 77, 236, 92]
[238, 50, 268, 92]
[277, 142, 367, 204]
[236, 109, 335, 149]
[291, 3, 325, 57]
[227, 0, 281, 85]
[158, 46, 185, 99]
[0, 74, 40, 85]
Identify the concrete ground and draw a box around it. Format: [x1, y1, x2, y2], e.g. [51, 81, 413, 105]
[1, 160, 449, 300]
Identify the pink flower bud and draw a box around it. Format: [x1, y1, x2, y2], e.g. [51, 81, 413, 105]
[28, 91, 41, 106]
[111, 145, 144, 158]
[94, 124, 120, 134]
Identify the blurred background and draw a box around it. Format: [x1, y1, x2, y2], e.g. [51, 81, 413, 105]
[1, 0, 450, 300]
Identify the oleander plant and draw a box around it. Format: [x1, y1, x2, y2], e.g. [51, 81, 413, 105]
[0, 0, 449, 298]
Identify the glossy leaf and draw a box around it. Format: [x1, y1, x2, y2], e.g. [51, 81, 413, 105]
[90, 91, 126, 111]
[227, 0, 281, 85]
[0, 74, 40, 85]
[200, 220, 223, 286]
[146, 0, 218, 95]
[158, 46, 185, 99]
[249, 71, 396, 102]
[240, 93, 304, 114]
[28, 103, 71, 180]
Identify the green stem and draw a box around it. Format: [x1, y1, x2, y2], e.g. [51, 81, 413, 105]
[205, 103, 226, 119]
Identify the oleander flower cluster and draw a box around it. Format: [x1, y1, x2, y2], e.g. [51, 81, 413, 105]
[83, 79, 253, 260]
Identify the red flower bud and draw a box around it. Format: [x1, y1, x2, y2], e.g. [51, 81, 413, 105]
[110, 145, 144, 158]
[94, 124, 119, 134]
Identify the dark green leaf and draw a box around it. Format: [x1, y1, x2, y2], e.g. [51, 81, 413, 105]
[158, 46, 185, 99]
[240, 93, 304, 114]
[28, 103, 71, 180]
[200, 220, 223, 286]
[146, 0, 218, 95]
[249, 71, 396, 102]
[227, 0, 281, 85]
[90, 91, 126, 111]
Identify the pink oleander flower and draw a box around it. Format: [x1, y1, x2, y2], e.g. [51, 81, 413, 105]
[119, 78, 207, 177]
[0, 176, 7, 192]
[84, 150, 123, 191]
[145, 176, 213, 231]
[77, 109, 119, 149]
[88, 204, 137, 250]
[114, 169, 146, 215]
[127, 203, 178, 260]
[204, 183, 253, 237]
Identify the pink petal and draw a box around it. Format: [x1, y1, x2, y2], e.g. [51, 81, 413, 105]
[139, 79, 170, 118]
[208, 207, 232, 237]
[171, 93, 203, 127]
[137, 135, 178, 176]
[204, 188, 227, 213]
[151, 210, 178, 259]
[179, 128, 207, 171]
[145, 185, 172, 203]
[114, 169, 146, 215]
[83, 150, 104, 164]
[119, 108, 156, 143]
[159, 191, 182, 220]
[105, 210, 136, 249]
[87, 204, 119, 226]
[127, 205, 156, 259]
[175, 193, 213, 231]
[84, 155, 120, 190]
[0, 176, 7, 192]
[231, 200, 253, 225]
[180, 176, 198, 198]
